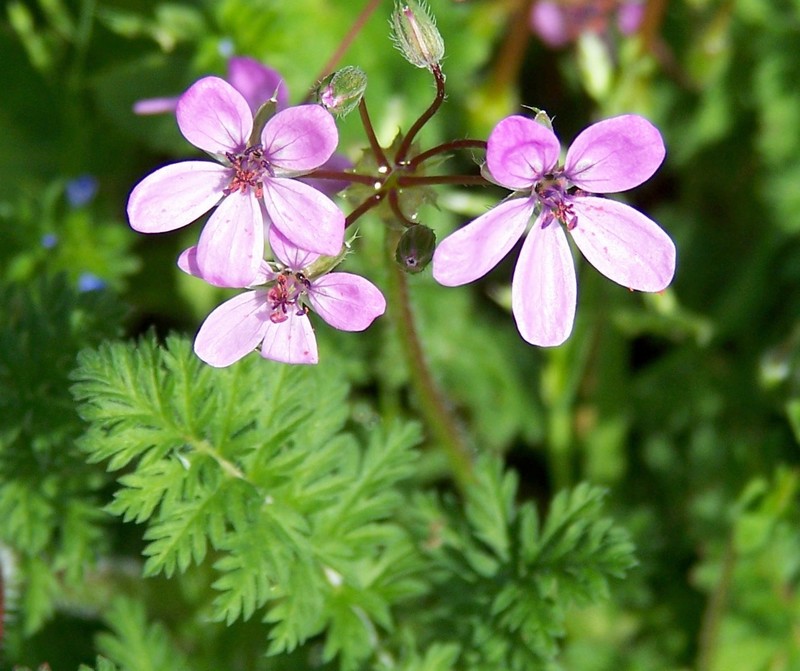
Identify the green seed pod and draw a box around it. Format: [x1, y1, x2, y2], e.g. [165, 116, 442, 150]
[395, 224, 437, 273]
[314, 66, 368, 117]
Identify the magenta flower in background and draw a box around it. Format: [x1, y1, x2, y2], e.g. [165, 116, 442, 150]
[432, 114, 675, 347]
[133, 56, 288, 116]
[530, 0, 644, 48]
[178, 227, 386, 366]
[127, 76, 345, 286]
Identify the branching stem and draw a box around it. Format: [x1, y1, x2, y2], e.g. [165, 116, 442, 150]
[394, 64, 447, 164]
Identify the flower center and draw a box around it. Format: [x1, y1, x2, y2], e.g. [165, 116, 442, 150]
[223, 145, 273, 199]
[267, 272, 310, 323]
[535, 174, 579, 230]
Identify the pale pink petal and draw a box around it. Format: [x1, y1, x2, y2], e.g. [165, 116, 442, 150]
[262, 178, 344, 256]
[512, 217, 577, 347]
[133, 96, 180, 115]
[178, 245, 275, 286]
[268, 226, 320, 271]
[569, 196, 676, 292]
[261, 105, 338, 173]
[432, 197, 535, 286]
[226, 56, 288, 113]
[176, 76, 253, 155]
[196, 191, 264, 287]
[486, 115, 561, 190]
[564, 115, 665, 193]
[308, 273, 386, 331]
[127, 161, 228, 233]
[260, 312, 318, 365]
[194, 290, 271, 367]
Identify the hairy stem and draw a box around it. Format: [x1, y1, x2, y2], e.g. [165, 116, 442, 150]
[407, 138, 488, 170]
[384, 229, 475, 492]
[359, 98, 390, 170]
[305, 169, 378, 186]
[346, 193, 385, 228]
[697, 535, 737, 671]
[308, 0, 383, 92]
[394, 64, 447, 165]
[398, 174, 489, 187]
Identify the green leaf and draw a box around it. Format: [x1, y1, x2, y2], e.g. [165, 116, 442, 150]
[95, 596, 191, 671]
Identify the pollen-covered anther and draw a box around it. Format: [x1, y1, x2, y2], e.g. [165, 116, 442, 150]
[224, 145, 267, 197]
[267, 273, 308, 323]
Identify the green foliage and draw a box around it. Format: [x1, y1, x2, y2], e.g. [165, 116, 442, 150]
[71, 335, 427, 669]
[0, 275, 123, 637]
[409, 458, 636, 671]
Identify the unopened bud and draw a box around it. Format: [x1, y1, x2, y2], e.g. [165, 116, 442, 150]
[314, 66, 368, 117]
[531, 107, 553, 131]
[395, 224, 436, 273]
[390, 1, 445, 70]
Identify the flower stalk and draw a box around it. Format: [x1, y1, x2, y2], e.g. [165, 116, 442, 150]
[384, 228, 475, 493]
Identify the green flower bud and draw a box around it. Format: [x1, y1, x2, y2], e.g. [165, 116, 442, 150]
[314, 66, 368, 117]
[390, 0, 445, 71]
[395, 224, 437, 273]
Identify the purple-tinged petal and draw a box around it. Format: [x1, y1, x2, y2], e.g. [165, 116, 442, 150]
[127, 161, 228, 233]
[226, 56, 289, 113]
[133, 96, 180, 115]
[308, 273, 386, 331]
[262, 178, 344, 256]
[512, 216, 577, 346]
[178, 245, 275, 286]
[261, 105, 338, 173]
[194, 290, 271, 367]
[260, 312, 318, 364]
[486, 115, 561, 191]
[564, 115, 665, 193]
[529, 1, 571, 47]
[569, 196, 676, 292]
[432, 197, 535, 286]
[617, 1, 645, 35]
[196, 191, 264, 287]
[268, 226, 319, 271]
[176, 76, 252, 155]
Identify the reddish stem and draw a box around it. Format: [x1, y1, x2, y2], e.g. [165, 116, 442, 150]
[407, 138, 487, 170]
[394, 64, 447, 164]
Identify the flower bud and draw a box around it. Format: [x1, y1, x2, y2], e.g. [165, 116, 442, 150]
[390, 1, 445, 71]
[314, 66, 368, 117]
[395, 224, 437, 273]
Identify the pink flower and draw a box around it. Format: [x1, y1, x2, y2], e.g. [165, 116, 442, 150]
[133, 56, 288, 116]
[127, 76, 345, 286]
[178, 227, 386, 367]
[432, 114, 675, 347]
[530, 0, 644, 48]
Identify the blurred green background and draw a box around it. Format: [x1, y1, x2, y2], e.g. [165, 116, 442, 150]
[2, 0, 800, 669]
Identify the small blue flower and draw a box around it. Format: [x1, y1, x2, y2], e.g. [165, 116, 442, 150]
[66, 175, 98, 208]
[41, 233, 59, 249]
[77, 272, 107, 292]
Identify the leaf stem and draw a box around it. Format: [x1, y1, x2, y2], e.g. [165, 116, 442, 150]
[384, 229, 475, 492]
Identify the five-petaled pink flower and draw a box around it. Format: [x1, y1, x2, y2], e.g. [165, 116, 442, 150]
[432, 113, 675, 346]
[178, 227, 386, 367]
[127, 76, 345, 287]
